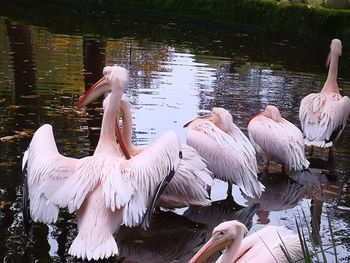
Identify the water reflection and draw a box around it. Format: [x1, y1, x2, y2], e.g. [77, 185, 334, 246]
[0, 9, 349, 262]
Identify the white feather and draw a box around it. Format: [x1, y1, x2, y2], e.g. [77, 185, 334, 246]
[186, 121, 264, 198]
[299, 92, 350, 147]
[122, 130, 182, 227]
[248, 115, 309, 171]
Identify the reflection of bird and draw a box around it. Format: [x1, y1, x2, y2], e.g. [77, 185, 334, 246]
[184, 107, 264, 198]
[104, 94, 213, 209]
[299, 39, 350, 153]
[248, 105, 309, 172]
[244, 175, 306, 224]
[22, 66, 182, 261]
[293, 168, 339, 202]
[189, 220, 303, 263]
[115, 211, 207, 263]
[184, 197, 258, 229]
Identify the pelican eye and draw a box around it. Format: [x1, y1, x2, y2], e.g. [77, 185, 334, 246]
[179, 151, 183, 159]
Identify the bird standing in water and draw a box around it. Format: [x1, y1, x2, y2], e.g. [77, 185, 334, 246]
[22, 65, 182, 261]
[299, 39, 350, 156]
[248, 105, 309, 172]
[184, 107, 264, 198]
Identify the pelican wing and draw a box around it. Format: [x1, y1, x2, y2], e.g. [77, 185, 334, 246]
[227, 123, 257, 159]
[186, 121, 264, 198]
[299, 92, 350, 147]
[24, 124, 96, 223]
[248, 116, 309, 171]
[122, 130, 182, 227]
[158, 144, 213, 208]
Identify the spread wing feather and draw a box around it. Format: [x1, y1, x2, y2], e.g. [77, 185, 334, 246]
[122, 130, 181, 227]
[158, 144, 213, 208]
[24, 124, 97, 222]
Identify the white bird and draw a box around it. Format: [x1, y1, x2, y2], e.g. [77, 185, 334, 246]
[104, 94, 213, 209]
[247, 105, 309, 172]
[189, 220, 303, 263]
[299, 39, 350, 154]
[184, 107, 264, 198]
[22, 65, 182, 261]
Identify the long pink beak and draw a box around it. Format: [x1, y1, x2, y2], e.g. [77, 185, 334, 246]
[189, 235, 233, 263]
[77, 77, 108, 109]
[77, 77, 131, 160]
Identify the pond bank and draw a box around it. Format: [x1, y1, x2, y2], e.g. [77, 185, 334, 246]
[2, 0, 350, 43]
[76, 0, 350, 41]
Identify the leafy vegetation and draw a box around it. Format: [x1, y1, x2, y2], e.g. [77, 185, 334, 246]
[1, 0, 350, 42]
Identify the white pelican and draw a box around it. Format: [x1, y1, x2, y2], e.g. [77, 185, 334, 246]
[103, 94, 213, 209]
[189, 220, 303, 263]
[247, 105, 309, 172]
[299, 39, 350, 153]
[184, 107, 264, 198]
[22, 65, 182, 261]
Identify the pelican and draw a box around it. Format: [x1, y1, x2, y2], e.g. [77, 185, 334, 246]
[189, 220, 303, 263]
[299, 39, 350, 154]
[22, 65, 182, 261]
[247, 105, 309, 172]
[103, 93, 213, 209]
[184, 107, 264, 198]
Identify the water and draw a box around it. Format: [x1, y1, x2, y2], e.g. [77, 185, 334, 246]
[0, 7, 349, 263]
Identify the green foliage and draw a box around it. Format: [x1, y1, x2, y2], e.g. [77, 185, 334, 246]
[1, 0, 350, 41]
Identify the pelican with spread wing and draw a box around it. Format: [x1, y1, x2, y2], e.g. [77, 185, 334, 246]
[22, 65, 182, 261]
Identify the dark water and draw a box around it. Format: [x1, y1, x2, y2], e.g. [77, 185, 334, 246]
[0, 7, 349, 263]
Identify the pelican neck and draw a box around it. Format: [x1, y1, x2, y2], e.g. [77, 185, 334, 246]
[95, 88, 122, 152]
[322, 51, 340, 93]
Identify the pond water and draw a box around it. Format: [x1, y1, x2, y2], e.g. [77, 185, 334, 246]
[0, 7, 349, 263]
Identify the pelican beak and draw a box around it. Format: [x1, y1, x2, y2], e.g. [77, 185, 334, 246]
[77, 76, 109, 109]
[183, 114, 212, 128]
[189, 235, 233, 263]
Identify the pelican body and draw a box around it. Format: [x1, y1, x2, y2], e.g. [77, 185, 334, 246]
[189, 220, 303, 263]
[248, 105, 309, 172]
[184, 107, 264, 198]
[104, 94, 213, 209]
[22, 66, 182, 261]
[299, 39, 350, 149]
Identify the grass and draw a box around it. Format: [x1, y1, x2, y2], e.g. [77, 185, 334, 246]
[282, 208, 340, 262]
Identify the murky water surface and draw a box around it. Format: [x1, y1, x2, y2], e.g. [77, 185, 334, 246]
[0, 8, 349, 262]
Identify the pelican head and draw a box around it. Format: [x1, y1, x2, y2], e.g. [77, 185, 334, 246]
[77, 65, 129, 109]
[262, 105, 283, 122]
[183, 107, 234, 132]
[77, 65, 131, 159]
[326, 39, 342, 66]
[189, 220, 248, 263]
[211, 107, 234, 133]
[330, 39, 342, 57]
